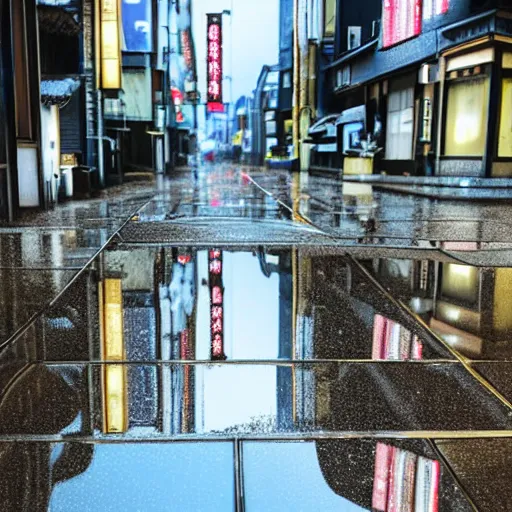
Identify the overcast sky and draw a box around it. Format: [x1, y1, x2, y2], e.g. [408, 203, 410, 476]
[192, 0, 280, 103]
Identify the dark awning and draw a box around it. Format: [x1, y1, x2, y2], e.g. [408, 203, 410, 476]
[37, 4, 81, 37]
[308, 115, 339, 138]
[40, 78, 80, 107]
[336, 105, 366, 126]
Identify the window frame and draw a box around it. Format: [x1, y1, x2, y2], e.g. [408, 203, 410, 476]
[496, 68, 512, 161]
[12, 0, 34, 141]
[323, 0, 336, 39]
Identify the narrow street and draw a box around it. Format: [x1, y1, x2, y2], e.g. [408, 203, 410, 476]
[1, 165, 512, 510]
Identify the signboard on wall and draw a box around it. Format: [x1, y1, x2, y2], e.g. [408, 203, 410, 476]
[122, 0, 152, 53]
[206, 14, 224, 113]
[98, 0, 122, 89]
[382, 0, 422, 49]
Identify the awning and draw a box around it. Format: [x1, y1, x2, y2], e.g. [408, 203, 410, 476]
[336, 105, 366, 126]
[40, 78, 80, 107]
[308, 115, 339, 137]
[305, 115, 338, 150]
[37, 4, 81, 37]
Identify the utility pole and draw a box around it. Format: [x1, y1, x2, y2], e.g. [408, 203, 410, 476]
[293, 0, 308, 166]
[97, 90, 105, 188]
[292, 0, 300, 161]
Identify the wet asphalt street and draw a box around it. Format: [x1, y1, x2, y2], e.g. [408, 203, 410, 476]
[2, 164, 512, 511]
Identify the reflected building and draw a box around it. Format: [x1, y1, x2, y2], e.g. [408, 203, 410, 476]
[371, 253, 512, 360]
[94, 247, 199, 435]
[433, 262, 512, 359]
[316, 439, 469, 512]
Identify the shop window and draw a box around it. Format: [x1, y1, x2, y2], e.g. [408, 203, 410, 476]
[282, 72, 291, 89]
[440, 263, 479, 308]
[342, 122, 363, 152]
[386, 87, 414, 160]
[498, 78, 512, 158]
[444, 76, 489, 157]
[323, 0, 336, 38]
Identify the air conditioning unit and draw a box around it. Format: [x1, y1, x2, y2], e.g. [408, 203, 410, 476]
[347, 26, 362, 50]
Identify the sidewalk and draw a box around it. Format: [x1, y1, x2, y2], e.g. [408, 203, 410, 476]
[0, 180, 156, 350]
[342, 174, 512, 201]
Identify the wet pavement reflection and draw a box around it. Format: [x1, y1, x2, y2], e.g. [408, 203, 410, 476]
[4, 167, 512, 510]
[0, 439, 479, 512]
[364, 255, 512, 361]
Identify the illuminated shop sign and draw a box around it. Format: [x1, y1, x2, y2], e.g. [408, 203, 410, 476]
[97, 0, 122, 89]
[372, 443, 440, 512]
[122, 0, 152, 53]
[171, 87, 185, 123]
[372, 314, 423, 360]
[206, 14, 224, 113]
[382, 0, 422, 49]
[99, 278, 128, 434]
[209, 249, 226, 360]
[177, 254, 192, 265]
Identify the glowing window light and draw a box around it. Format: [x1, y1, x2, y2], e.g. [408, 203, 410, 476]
[99, 278, 128, 434]
[449, 264, 473, 279]
[104, 364, 128, 433]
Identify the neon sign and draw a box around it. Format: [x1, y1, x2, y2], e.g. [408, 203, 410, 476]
[382, 0, 422, 49]
[209, 249, 226, 360]
[206, 14, 224, 113]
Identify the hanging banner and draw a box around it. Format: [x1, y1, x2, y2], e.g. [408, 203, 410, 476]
[168, 0, 198, 127]
[382, 0, 422, 49]
[209, 249, 226, 360]
[206, 14, 224, 113]
[121, 0, 153, 53]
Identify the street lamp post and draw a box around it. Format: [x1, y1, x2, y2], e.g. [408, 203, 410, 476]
[222, 6, 234, 151]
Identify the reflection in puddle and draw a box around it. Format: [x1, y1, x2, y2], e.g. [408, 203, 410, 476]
[369, 256, 512, 360]
[87, 246, 449, 364]
[0, 439, 472, 512]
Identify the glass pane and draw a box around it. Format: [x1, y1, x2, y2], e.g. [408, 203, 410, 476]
[48, 443, 235, 512]
[242, 440, 469, 511]
[388, 90, 401, 113]
[498, 78, 512, 158]
[440, 263, 479, 305]
[243, 442, 367, 511]
[342, 122, 363, 151]
[324, 0, 336, 36]
[444, 76, 489, 157]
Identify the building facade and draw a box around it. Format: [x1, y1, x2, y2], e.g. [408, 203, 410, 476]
[313, 0, 512, 178]
[0, 0, 44, 220]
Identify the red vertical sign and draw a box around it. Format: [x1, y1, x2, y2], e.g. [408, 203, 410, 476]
[414, 0, 422, 36]
[209, 249, 226, 360]
[207, 14, 224, 113]
[382, 0, 422, 48]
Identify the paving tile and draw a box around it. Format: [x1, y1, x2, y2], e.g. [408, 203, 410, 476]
[436, 438, 512, 512]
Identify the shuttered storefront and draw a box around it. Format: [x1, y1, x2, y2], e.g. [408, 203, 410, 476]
[59, 91, 83, 155]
